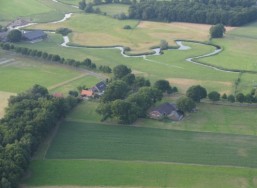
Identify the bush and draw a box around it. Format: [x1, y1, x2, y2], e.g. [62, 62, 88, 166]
[123, 25, 132, 29]
[176, 97, 196, 113]
[56, 28, 72, 36]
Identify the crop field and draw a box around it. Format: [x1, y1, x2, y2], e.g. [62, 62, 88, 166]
[24, 159, 257, 188]
[46, 121, 257, 168]
[0, 0, 79, 22]
[28, 13, 215, 53]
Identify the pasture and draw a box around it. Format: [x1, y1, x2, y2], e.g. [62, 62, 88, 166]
[94, 4, 129, 16]
[46, 121, 257, 168]
[17, 34, 240, 94]
[0, 0, 79, 22]
[68, 101, 257, 136]
[0, 50, 101, 93]
[28, 13, 214, 53]
[200, 21, 257, 72]
[24, 159, 257, 188]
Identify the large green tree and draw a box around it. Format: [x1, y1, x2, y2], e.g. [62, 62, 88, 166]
[7, 29, 22, 42]
[113, 65, 131, 79]
[210, 24, 226, 38]
[208, 91, 220, 102]
[186, 85, 207, 102]
[176, 97, 196, 113]
[101, 80, 129, 102]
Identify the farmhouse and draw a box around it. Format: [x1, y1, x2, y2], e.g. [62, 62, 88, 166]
[80, 89, 93, 98]
[149, 102, 183, 121]
[92, 81, 107, 95]
[22, 30, 47, 43]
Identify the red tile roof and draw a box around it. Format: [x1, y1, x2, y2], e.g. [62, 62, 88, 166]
[81, 90, 93, 97]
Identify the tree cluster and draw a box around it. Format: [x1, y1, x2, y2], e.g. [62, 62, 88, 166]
[128, 0, 257, 26]
[0, 42, 112, 74]
[0, 85, 80, 188]
[96, 65, 176, 124]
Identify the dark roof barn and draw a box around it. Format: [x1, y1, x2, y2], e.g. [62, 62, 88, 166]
[23, 30, 47, 41]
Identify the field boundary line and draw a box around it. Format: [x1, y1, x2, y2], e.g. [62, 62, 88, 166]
[47, 73, 88, 90]
[43, 158, 257, 170]
[65, 117, 257, 137]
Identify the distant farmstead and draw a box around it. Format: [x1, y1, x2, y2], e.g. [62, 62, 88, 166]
[149, 102, 183, 121]
[22, 30, 47, 43]
[92, 81, 107, 95]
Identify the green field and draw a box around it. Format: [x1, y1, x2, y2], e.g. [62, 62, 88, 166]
[0, 0, 79, 22]
[46, 121, 257, 168]
[17, 34, 239, 94]
[200, 22, 257, 73]
[25, 160, 257, 188]
[67, 101, 257, 136]
[94, 4, 129, 16]
[28, 13, 211, 52]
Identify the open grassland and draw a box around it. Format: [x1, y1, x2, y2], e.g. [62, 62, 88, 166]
[24, 159, 257, 188]
[137, 103, 257, 136]
[201, 21, 257, 73]
[94, 4, 129, 16]
[68, 101, 257, 136]
[67, 101, 102, 122]
[46, 121, 257, 168]
[0, 91, 14, 118]
[28, 13, 215, 52]
[0, 0, 79, 22]
[57, 0, 80, 5]
[0, 51, 84, 93]
[17, 34, 239, 93]
[49, 75, 101, 95]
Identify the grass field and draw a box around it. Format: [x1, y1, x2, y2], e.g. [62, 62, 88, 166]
[49, 75, 101, 95]
[0, 0, 79, 22]
[17, 34, 240, 93]
[94, 4, 129, 16]
[46, 121, 257, 168]
[24, 159, 257, 188]
[0, 50, 88, 93]
[28, 13, 214, 52]
[67, 101, 257, 136]
[200, 21, 257, 73]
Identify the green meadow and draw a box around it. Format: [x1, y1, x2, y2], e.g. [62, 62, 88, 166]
[0, 0, 79, 22]
[94, 4, 130, 16]
[17, 34, 239, 93]
[25, 160, 257, 188]
[46, 121, 257, 168]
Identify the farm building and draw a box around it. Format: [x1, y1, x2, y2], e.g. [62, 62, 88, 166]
[80, 89, 93, 98]
[92, 81, 107, 95]
[22, 30, 47, 43]
[52, 92, 64, 98]
[149, 102, 183, 121]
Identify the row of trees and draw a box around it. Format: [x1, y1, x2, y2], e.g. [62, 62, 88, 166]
[0, 42, 112, 74]
[128, 0, 257, 26]
[96, 65, 177, 124]
[0, 85, 80, 188]
[184, 84, 257, 104]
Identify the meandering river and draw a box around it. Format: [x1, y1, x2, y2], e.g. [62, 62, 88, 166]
[15, 10, 237, 73]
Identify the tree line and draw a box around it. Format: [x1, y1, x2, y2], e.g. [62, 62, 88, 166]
[0, 85, 80, 188]
[128, 0, 257, 26]
[0, 42, 112, 74]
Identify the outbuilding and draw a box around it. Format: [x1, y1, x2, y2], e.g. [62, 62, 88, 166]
[22, 30, 47, 43]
